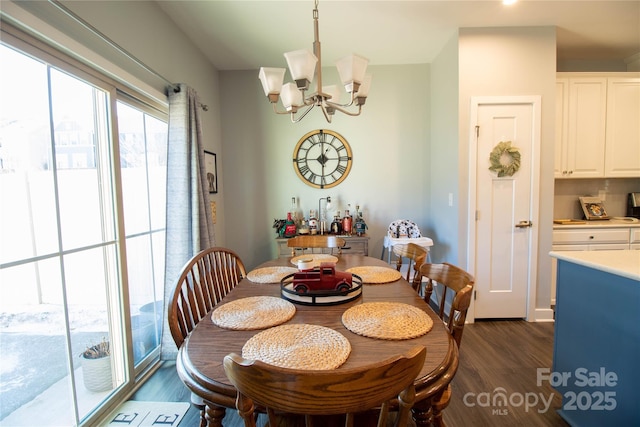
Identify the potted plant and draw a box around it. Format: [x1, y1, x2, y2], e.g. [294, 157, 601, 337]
[80, 337, 113, 392]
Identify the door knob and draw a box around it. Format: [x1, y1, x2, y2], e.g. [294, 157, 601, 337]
[515, 220, 533, 228]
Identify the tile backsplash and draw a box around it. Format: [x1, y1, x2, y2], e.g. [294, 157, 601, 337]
[554, 178, 640, 219]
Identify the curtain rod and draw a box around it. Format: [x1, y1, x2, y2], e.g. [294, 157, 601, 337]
[48, 0, 208, 111]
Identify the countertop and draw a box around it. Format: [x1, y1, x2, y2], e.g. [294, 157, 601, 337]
[549, 250, 640, 281]
[552, 217, 640, 229]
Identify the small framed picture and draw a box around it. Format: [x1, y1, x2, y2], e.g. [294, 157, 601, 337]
[204, 151, 218, 194]
[579, 196, 610, 220]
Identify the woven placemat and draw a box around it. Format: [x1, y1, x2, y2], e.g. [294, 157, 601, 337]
[211, 296, 296, 330]
[290, 254, 338, 267]
[345, 266, 402, 284]
[247, 266, 298, 284]
[242, 324, 351, 370]
[342, 302, 433, 340]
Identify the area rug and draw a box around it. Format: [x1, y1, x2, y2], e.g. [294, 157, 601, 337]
[102, 401, 190, 426]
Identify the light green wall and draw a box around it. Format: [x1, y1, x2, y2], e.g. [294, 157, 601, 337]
[428, 35, 460, 264]
[220, 65, 431, 269]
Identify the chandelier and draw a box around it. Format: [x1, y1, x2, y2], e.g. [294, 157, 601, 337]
[258, 0, 372, 123]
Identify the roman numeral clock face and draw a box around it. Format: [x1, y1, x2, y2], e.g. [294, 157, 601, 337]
[293, 130, 353, 189]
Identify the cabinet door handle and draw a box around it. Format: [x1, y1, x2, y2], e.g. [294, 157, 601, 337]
[515, 220, 533, 228]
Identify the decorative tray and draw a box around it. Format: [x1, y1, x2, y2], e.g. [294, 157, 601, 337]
[280, 273, 363, 306]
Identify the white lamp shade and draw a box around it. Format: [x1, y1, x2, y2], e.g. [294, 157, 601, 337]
[336, 54, 369, 89]
[258, 67, 286, 96]
[280, 82, 303, 109]
[323, 85, 341, 103]
[284, 49, 318, 82]
[356, 75, 372, 97]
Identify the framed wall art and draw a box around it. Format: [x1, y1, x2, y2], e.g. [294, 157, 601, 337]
[204, 150, 218, 194]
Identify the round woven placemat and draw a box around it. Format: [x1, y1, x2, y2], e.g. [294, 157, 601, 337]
[345, 266, 402, 284]
[290, 254, 338, 267]
[211, 296, 296, 330]
[247, 266, 299, 284]
[242, 324, 351, 370]
[342, 302, 433, 340]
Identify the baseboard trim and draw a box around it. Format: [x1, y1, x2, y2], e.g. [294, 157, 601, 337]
[534, 308, 555, 322]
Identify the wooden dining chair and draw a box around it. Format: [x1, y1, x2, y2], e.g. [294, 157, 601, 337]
[393, 242, 428, 291]
[168, 246, 247, 427]
[417, 262, 475, 427]
[223, 346, 426, 427]
[287, 235, 346, 257]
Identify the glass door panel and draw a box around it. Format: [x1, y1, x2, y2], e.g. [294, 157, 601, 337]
[117, 101, 167, 367]
[0, 43, 126, 426]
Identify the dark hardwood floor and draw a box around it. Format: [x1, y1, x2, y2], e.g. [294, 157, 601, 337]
[445, 320, 568, 427]
[131, 320, 569, 427]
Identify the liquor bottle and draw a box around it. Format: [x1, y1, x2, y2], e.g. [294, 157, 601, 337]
[330, 212, 343, 235]
[298, 217, 310, 235]
[342, 209, 352, 236]
[354, 206, 367, 236]
[290, 197, 303, 227]
[283, 212, 297, 238]
[308, 209, 318, 235]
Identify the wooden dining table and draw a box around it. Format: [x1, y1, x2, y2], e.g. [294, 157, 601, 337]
[176, 254, 458, 427]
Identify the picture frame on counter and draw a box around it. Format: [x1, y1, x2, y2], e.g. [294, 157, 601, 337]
[579, 196, 610, 220]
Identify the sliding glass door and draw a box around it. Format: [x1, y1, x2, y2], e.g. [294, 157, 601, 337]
[0, 33, 167, 426]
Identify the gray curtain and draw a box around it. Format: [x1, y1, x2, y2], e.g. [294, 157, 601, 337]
[160, 83, 216, 360]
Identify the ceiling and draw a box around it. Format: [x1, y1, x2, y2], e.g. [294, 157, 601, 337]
[157, 0, 640, 71]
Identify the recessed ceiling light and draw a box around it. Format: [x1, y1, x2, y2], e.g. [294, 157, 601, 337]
[503, 0, 517, 5]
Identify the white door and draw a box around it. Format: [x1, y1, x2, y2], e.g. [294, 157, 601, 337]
[469, 97, 540, 319]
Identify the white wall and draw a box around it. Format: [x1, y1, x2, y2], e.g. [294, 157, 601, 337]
[219, 65, 431, 269]
[458, 27, 557, 318]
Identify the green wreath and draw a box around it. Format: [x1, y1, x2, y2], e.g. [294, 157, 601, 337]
[489, 141, 521, 177]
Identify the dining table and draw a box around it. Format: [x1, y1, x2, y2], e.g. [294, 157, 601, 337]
[176, 254, 458, 427]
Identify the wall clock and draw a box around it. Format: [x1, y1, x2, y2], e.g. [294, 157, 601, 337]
[292, 129, 353, 189]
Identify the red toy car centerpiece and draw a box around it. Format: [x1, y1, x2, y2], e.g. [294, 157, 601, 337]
[292, 262, 353, 294]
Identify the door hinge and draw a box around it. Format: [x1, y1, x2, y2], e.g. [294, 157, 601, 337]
[475, 125, 480, 138]
[474, 290, 477, 300]
[475, 210, 479, 221]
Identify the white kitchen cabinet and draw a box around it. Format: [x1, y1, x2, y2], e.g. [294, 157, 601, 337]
[631, 229, 640, 250]
[604, 78, 640, 177]
[555, 73, 640, 179]
[555, 77, 607, 178]
[552, 228, 630, 247]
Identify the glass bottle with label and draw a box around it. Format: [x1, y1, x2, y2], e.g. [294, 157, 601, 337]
[290, 197, 303, 228]
[342, 210, 352, 236]
[298, 217, 309, 235]
[331, 211, 343, 235]
[283, 212, 297, 238]
[308, 210, 318, 235]
[354, 205, 367, 236]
